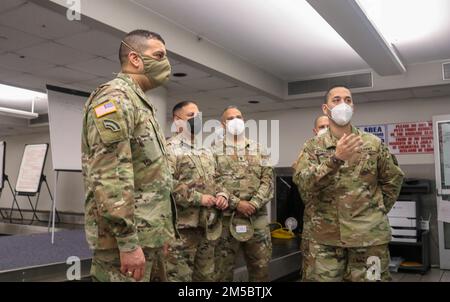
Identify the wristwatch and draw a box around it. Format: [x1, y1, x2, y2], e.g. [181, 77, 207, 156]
[331, 155, 345, 166]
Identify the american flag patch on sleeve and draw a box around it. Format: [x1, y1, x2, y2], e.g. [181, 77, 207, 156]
[95, 101, 117, 118]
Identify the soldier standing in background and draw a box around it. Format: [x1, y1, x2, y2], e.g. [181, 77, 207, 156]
[81, 30, 177, 282]
[166, 101, 229, 282]
[293, 115, 329, 281]
[213, 106, 274, 282]
[293, 85, 404, 282]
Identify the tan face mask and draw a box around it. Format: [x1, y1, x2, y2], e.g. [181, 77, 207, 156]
[121, 41, 172, 88]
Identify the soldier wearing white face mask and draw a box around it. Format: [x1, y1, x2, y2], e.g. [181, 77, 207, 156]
[293, 85, 404, 282]
[212, 106, 274, 282]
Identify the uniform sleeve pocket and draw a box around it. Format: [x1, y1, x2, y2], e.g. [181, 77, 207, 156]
[139, 135, 163, 163]
[92, 111, 128, 145]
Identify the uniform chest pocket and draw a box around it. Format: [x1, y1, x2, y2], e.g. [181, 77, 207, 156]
[246, 155, 262, 176]
[216, 155, 233, 175]
[199, 154, 215, 177]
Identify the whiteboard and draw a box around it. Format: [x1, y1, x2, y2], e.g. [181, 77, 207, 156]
[47, 86, 90, 171]
[15, 144, 48, 194]
[0, 141, 5, 190]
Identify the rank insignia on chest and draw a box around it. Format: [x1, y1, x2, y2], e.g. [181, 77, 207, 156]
[95, 101, 117, 118]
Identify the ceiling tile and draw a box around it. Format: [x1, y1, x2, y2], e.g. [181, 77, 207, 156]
[0, 52, 54, 73]
[0, 67, 25, 81]
[181, 76, 236, 91]
[17, 41, 96, 65]
[167, 81, 199, 96]
[0, 0, 26, 14]
[171, 63, 210, 80]
[67, 57, 120, 77]
[34, 66, 98, 84]
[231, 95, 277, 104]
[0, 25, 46, 52]
[57, 30, 122, 57]
[0, 2, 90, 39]
[207, 86, 259, 98]
[72, 77, 112, 92]
[4, 73, 50, 91]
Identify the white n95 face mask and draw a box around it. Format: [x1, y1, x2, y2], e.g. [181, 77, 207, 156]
[329, 103, 353, 126]
[317, 128, 328, 136]
[227, 118, 245, 136]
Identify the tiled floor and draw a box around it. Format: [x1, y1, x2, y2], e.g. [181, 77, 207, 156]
[391, 268, 450, 282]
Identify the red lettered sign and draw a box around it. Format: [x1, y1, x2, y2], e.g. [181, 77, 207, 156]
[387, 121, 434, 155]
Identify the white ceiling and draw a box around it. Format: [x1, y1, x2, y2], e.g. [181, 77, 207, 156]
[358, 0, 450, 65]
[132, 0, 450, 80]
[0, 0, 449, 136]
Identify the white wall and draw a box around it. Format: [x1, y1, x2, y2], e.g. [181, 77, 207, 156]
[0, 131, 85, 214]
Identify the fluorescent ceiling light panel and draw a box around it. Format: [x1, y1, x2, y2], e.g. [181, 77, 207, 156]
[0, 83, 45, 119]
[357, 0, 446, 43]
[0, 83, 46, 103]
[0, 107, 39, 119]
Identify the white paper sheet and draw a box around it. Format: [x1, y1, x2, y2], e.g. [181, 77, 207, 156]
[438, 200, 450, 223]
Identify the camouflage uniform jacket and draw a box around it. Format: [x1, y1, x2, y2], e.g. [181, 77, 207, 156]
[82, 73, 177, 253]
[167, 133, 228, 229]
[293, 126, 404, 247]
[213, 138, 274, 217]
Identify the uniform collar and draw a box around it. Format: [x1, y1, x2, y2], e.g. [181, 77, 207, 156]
[223, 136, 251, 149]
[117, 72, 156, 112]
[175, 132, 204, 149]
[323, 125, 360, 149]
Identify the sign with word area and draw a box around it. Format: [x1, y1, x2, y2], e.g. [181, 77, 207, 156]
[357, 124, 387, 143]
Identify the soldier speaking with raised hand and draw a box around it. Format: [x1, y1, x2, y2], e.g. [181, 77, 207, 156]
[81, 30, 177, 282]
[293, 85, 404, 282]
[165, 101, 229, 282]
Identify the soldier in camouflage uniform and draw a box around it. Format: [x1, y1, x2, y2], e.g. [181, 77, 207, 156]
[166, 101, 229, 282]
[213, 106, 274, 282]
[81, 30, 177, 282]
[292, 115, 329, 281]
[293, 86, 404, 282]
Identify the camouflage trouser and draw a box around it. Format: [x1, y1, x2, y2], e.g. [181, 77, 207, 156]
[215, 215, 272, 282]
[305, 242, 392, 282]
[91, 247, 167, 282]
[166, 228, 217, 282]
[299, 237, 315, 281]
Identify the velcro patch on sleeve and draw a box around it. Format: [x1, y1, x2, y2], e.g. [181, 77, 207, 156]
[95, 101, 117, 118]
[103, 119, 121, 132]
